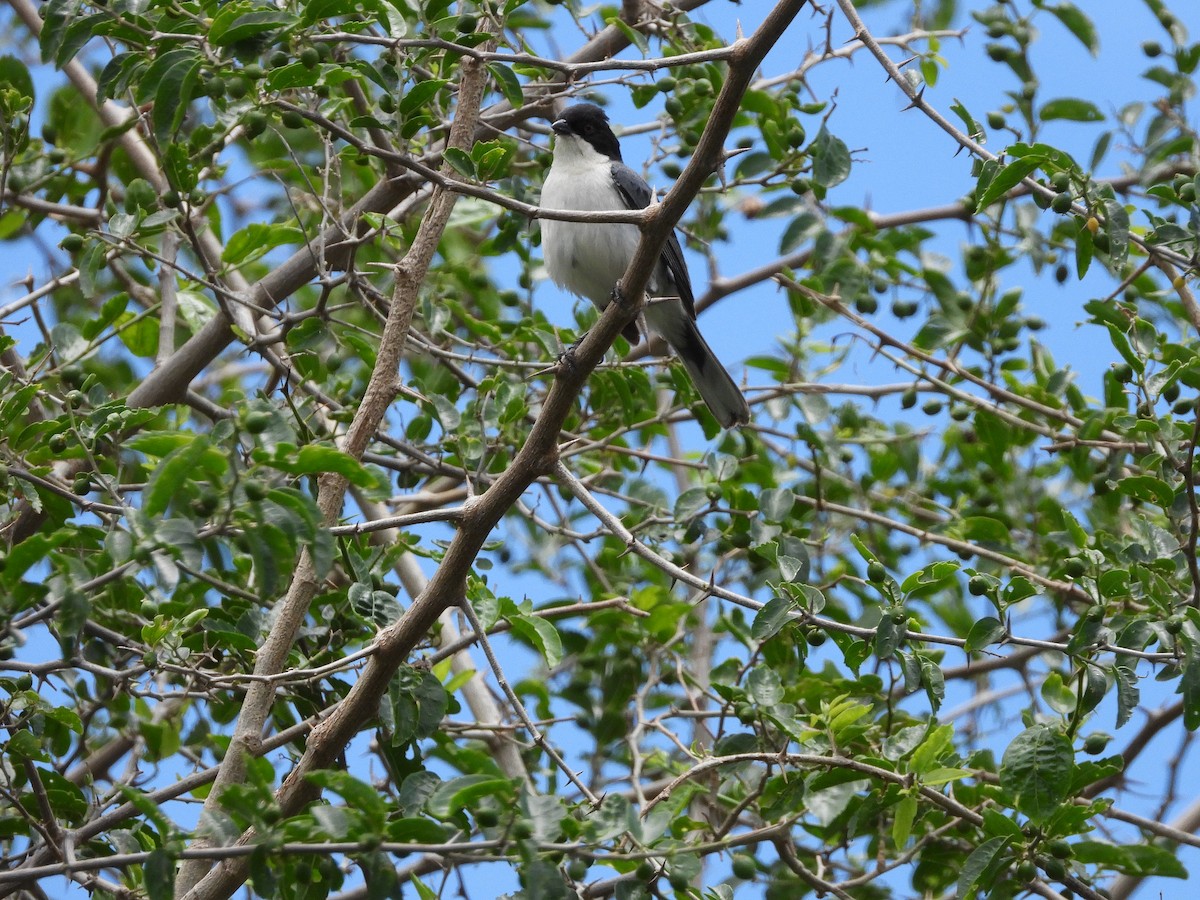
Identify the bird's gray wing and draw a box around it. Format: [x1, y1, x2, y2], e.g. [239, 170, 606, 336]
[611, 162, 697, 320]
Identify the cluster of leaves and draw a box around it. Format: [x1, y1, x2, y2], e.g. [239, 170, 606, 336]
[1, 0, 1200, 898]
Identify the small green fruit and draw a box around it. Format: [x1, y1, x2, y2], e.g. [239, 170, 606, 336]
[1050, 192, 1073, 214]
[731, 855, 757, 880]
[1083, 733, 1109, 755]
[1047, 839, 1072, 860]
[512, 820, 534, 839]
[566, 859, 588, 881]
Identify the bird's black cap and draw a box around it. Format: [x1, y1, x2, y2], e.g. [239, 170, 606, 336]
[551, 103, 623, 162]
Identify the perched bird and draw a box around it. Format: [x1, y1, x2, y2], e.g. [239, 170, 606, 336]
[539, 102, 750, 428]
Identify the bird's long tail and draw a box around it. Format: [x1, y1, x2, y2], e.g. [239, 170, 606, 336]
[645, 301, 750, 428]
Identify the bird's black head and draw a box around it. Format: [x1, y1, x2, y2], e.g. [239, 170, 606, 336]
[551, 103, 623, 162]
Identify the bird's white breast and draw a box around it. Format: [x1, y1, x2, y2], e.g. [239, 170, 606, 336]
[540, 143, 646, 309]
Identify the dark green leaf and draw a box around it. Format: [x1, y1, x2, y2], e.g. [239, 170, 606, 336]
[999, 724, 1074, 821]
[1039, 97, 1104, 122]
[144, 849, 175, 900]
[425, 775, 514, 820]
[208, 6, 297, 46]
[811, 125, 851, 188]
[1039, 2, 1099, 55]
[399, 79, 448, 117]
[0, 55, 34, 101]
[1115, 475, 1176, 509]
[752, 596, 798, 641]
[957, 836, 1012, 899]
[965, 617, 1006, 653]
[975, 156, 1041, 210]
[443, 147, 476, 179]
[487, 63, 523, 108]
[1114, 664, 1139, 728]
[143, 435, 212, 518]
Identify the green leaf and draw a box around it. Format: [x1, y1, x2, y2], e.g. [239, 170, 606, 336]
[144, 849, 175, 900]
[674, 487, 709, 521]
[268, 444, 376, 486]
[143, 435, 212, 518]
[1040, 671, 1076, 715]
[27, 769, 88, 825]
[607, 16, 649, 54]
[1114, 664, 1139, 728]
[384, 817, 449, 845]
[1039, 97, 1104, 122]
[444, 147, 476, 179]
[1182, 643, 1200, 731]
[1038, 1, 1099, 55]
[759, 488, 796, 522]
[399, 79, 448, 117]
[0, 55, 34, 102]
[958, 516, 1012, 544]
[922, 766, 972, 786]
[223, 223, 306, 265]
[1101, 197, 1130, 269]
[582, 794, 632, 843]
[425, 775, 514, 820]
[999, 724, 1074, 821]
[384, 669, 450, 745]
[752, 596, 798, 641]
[156, 78, 198, 135]
[965, 617, 1006, 653]
[747, 666, 783, 707]
[1115, 475, 1176, 509]
[207, 5, 298, 46]
[1075, 222, 1093, 278]
[55, 13, 109, 68]
[506, 610, 562, 669]
[306, 770, 388, 821]
[892, 793, 917, 848]
[950, 98, 982, 139]
[957, 836, 1012, 899]
[1072, 840, 1187, 877]
[975, 156, 1041, 210]
[266, 62, 321, 91]
[811, 125, 851, 188]
[487, 63, 523, 108]
[919, 654, 945, 712]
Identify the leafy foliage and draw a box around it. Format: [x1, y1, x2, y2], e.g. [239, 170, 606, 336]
[1, 0, 1199, 899]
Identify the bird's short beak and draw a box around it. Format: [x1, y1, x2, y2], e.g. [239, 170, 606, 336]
[551, 119, 570, 136]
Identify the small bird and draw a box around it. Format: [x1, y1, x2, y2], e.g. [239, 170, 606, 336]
[539, 102, 751, 428]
